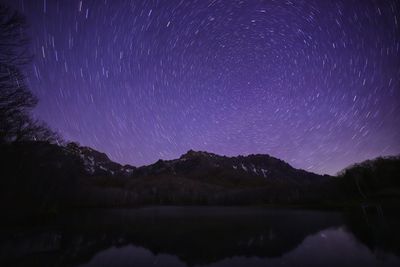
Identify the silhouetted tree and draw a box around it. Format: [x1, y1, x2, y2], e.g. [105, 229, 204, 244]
[337, 156, 400, 200]
[0, 5, 59, 143]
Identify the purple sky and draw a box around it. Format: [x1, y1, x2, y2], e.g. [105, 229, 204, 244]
[4, 0, 400, 175]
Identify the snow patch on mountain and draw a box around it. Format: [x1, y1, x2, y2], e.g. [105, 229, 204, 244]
[241, 164, 248, 172]
[260, 168, 268, 178]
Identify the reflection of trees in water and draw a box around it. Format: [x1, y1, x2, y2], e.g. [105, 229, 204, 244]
[118, 210, 343, 265]
[1, 208, 344, 266]
[1, 207, 399, 267]
[342, 208, 400, 258]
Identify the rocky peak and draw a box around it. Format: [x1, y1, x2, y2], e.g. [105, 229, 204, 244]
[64, 142, 135, 176]
[180, 149, 219, 160]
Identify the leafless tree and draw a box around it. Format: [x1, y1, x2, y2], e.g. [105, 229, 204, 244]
[0, 5, 59, 143]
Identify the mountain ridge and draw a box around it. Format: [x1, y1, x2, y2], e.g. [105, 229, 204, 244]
[1, 141, 399, 213]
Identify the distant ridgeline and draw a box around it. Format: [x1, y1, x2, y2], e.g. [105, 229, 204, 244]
[0, 141, 399, 216]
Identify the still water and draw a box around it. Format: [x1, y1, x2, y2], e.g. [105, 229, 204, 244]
[1, 206, 399, 267]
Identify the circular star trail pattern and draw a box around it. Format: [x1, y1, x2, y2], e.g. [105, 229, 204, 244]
[4, 0, 400, 175]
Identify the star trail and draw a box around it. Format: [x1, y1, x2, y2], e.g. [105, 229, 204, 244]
[3, 0, 400, 175]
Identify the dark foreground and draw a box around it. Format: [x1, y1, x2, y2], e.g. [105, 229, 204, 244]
[1, 206, 399, 267]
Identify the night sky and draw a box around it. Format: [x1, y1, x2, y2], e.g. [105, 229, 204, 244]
[3, 0, 400, 175]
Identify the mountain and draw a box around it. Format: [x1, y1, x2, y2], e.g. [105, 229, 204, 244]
[0, 142, 330, 212]
[1, 141, 398, 216]
[62, 145, 327, 187]
[134, 149, 326, 187]
[65, 142, 135, 177]
[105, 149, 333, 206]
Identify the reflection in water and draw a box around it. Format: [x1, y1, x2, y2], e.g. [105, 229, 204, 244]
[80, 228, 399, 267]
[1, 207, 400, 267]
[78, 245, 186, 267]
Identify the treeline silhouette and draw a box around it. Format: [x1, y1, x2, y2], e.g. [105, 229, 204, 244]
[337, 156, 400, 202]
[0, 5, 59, 144]
[0, 5, 73, 218]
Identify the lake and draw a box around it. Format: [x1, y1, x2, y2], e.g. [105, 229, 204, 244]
[1, 206, 399, 267]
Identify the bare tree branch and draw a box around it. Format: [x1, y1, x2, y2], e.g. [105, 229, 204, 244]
[0, 4, 60, 144]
